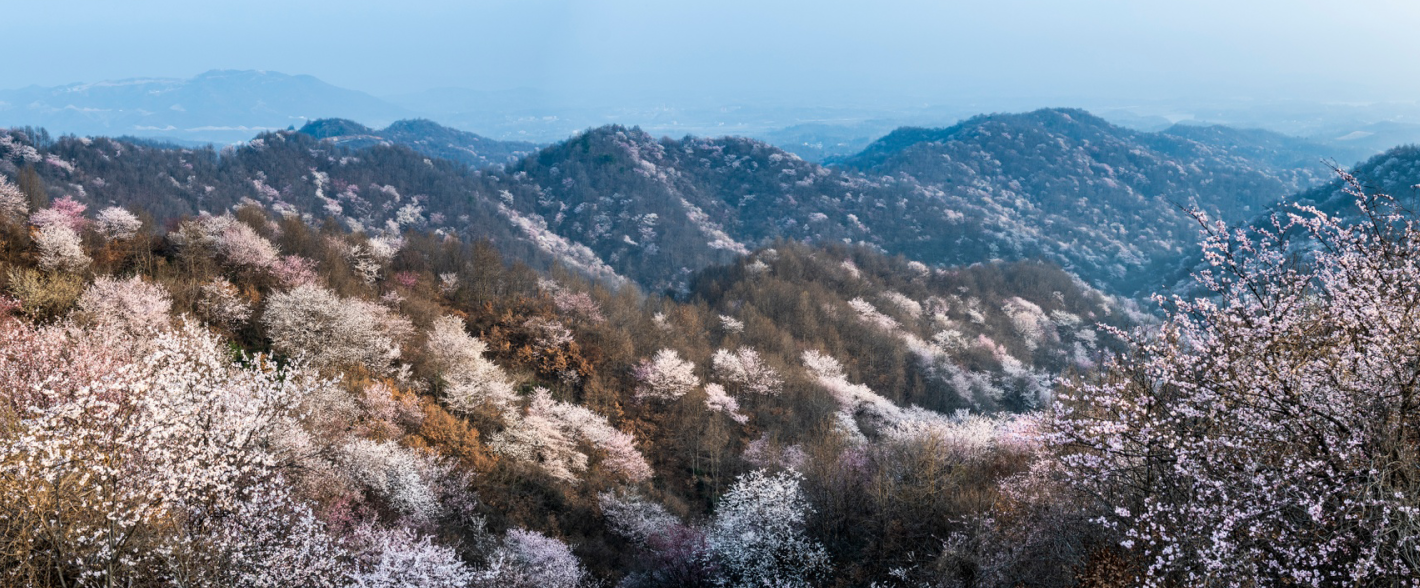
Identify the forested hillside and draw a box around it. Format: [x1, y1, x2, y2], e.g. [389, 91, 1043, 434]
[4, 109, 1420, 586]
[0, 129, 1136, 585]
[837, 109, 1353, 293]
[1162, 144, 1420, 293]
[0, 109, 1342, 297]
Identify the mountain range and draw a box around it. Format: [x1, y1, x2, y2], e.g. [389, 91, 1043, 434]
[6, 98, 1420, 586]
[0, 70, 409, 144]
[298, 118, 539, 169]
[4, 106, 1401, 299]
[7, 70, 1419, 165]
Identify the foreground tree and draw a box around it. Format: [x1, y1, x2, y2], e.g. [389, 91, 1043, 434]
[0, 318, 340, 585]
[706, 470, 830, 588]
[1052, 175, 1420, 586]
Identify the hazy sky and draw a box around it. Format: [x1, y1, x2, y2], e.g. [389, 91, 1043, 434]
[8, 0, 1420, 107]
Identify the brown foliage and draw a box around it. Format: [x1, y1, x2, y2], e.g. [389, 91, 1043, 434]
[411, 399, 497, 473]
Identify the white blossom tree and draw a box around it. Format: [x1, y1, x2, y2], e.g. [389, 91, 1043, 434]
[76, 275, 172, 336]
[706, 470, 830, 587]
[711, 347, 783, 396]
[346, 524, 474, 588]
[0, 318, 326, 584]
[34, 223, 90, 272]
[492, 388, 652, 483]
[424, 314, 518, 411]
[94, 206, 143, 241]
[633, 348, 699, 401]
[339, 439, 452, 523]
[703, 383, 748, 424]
[163, 480, 350, 588]
[0, 174, 28, 223]
[172, 214, 280, 272]
[263, 284, 413, 372]
[1052, 175, 1420, 585]
[474, 528, 587, 588]
[196, 277, 253, 328]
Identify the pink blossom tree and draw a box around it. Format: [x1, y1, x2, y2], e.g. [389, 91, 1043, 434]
[29, 196, 88, 232]
[552, 290, 606, 323]
[271, 255, 321, 288]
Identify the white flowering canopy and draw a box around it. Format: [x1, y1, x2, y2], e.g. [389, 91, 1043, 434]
[633, 348, 699, 401]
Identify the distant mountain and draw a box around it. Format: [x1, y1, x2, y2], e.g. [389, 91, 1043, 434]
[1289, 144, 1420, 215]
[0, 70, 412, 144]
[0, 109, 1362, 297]
[298, 118, 539, 168]
[1160, 123, 1374, 171]
[834, 108, 1349, 293]
[1306, 120, 1420, 156]
[755, 122, 888, 162]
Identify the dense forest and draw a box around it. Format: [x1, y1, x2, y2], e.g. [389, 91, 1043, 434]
[1, 108, 1355, 298]
[2, 120, 1418, 586]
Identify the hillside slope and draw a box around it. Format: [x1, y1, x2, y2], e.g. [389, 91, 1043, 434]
[0, 130, 1138, 585]
[836, 108, 1343, 293]
[0, 109, 1346, 297]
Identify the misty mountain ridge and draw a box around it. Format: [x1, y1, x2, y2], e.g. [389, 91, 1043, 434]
[0, 70, 411, 144]
[7, 68, 1419, 167]
[2, 106, 1383, 300]
[298, 118, 539, 169]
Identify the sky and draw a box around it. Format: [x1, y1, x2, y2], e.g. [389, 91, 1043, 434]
[7, 0, 1420, 109]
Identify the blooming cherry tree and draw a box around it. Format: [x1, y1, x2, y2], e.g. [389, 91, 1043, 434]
[346, 525, 474, 588]
[0, 319, 325, 584]
[29, 196, 88, 232]
[263, 284, 413, 372]
[633, 348, 699, 401]
[196, 277, 253, 328]
[711, 347, 783, 396]
[474, 528, 587, 588]
[76, 275, 172, 336]
[33, 223, 90, 272]
[492, 388, 652, 483]
[707, 470, 830, 587]
[425, 315, 518, 411]
[94, 206, 143, 241]
[1052, 176, 1420, 585]
[703, 383, 749, 424]
[0, 174, 28, 223]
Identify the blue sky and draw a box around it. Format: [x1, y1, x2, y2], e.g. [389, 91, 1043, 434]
[9, 0, 1420, 107]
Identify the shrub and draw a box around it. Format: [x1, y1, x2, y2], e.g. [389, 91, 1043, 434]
[5, 267, 84, 320]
